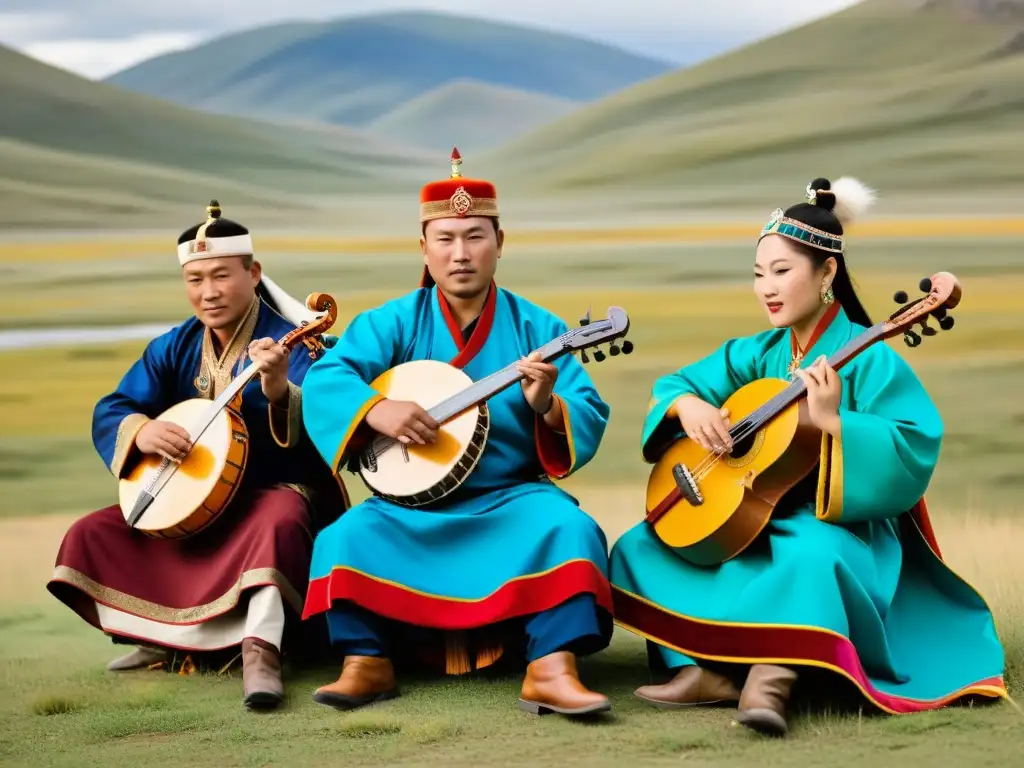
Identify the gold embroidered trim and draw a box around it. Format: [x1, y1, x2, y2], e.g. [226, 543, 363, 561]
[195, 296, 260, 399]
[280, 483, 311, 504]
[110, 413, 151, 477]
[51, 564, 304, 621]
[420, 197, 498, 221]
[815, 432, 844, 523]
[269, 382, 302, 448]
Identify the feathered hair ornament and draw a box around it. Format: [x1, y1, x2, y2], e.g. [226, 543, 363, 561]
[830, 177, 877, 226]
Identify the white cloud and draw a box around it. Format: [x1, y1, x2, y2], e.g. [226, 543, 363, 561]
[22, 32, 199, 79]
[0, 11, 69, 43]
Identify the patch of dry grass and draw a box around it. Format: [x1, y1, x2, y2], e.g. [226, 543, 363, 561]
[0, 493, 1022, 767]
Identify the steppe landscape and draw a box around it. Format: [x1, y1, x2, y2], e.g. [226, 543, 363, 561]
[1, 1, 1023, 765]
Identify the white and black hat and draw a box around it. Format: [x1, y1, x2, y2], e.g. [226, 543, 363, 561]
[176, 200, 319, 327]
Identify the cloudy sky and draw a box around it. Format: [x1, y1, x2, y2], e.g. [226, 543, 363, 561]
[0, 0, 861, 79]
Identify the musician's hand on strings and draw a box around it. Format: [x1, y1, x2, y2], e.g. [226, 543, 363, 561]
[794, 355, 842, 436]
[674, 395, 733, 454]
[365, 400, 439, 445]
[136, 420, 192, 463]
[517, 351, 559, 415]
[248, 337, 291, 405]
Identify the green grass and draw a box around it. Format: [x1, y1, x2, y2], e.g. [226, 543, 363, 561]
[2, 233, 1023, 765]
[0, 44, 435, 230]
[0, 603, 1021, 767]
[367, 79, 580, 154]
[481, 0, 1024, 206]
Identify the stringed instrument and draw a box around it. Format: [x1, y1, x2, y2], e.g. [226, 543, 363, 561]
[355, 306, 632, 506]
[644, 272, 962, 566]
[118, 293, 338, 539]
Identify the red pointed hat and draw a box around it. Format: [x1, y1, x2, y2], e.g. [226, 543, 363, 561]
[419, 147, 499, 223]
[418, 147, 499, 288]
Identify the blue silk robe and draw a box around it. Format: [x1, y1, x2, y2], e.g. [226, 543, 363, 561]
[93, 297, 339, 505]
[300, 283, 613, 669]
[610, 306, 1008, 713]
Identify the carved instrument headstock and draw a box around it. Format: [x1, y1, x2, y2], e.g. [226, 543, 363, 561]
[572, 306, 632, 363]
[279, 293, 338, 359]
[535, 306, 632, 365]
[882, 272, 961, 349]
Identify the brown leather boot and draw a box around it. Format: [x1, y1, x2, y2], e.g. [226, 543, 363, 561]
[242, 638, 284, 710]
[735, 664, 798, 736]
[634, 665, 741, 708]
[519, 651, 611, 717]
[312, 656, 399, 711]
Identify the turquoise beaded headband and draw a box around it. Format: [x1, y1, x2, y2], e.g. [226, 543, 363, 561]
[759, 208, 845, 253]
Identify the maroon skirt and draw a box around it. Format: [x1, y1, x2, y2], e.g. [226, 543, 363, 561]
[47, 487, 315, 637]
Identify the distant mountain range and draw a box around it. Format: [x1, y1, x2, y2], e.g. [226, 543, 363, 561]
[0, 43, 434, 230]
[4, 1, 1022, 230]
[481, 0, 1024, 207]
[104, 11, 672, 151]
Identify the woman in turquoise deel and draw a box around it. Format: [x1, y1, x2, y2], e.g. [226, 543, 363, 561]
[609, 176, 1008, 737]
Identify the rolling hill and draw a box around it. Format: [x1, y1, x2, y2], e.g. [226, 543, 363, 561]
[104, 11, 671, 127]
[481, 0, 1024, 210]
[0, 44, 434, 230]
[367, 79, 579, 154]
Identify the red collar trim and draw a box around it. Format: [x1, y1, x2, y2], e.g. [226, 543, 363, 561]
[437, 281, 497, 369]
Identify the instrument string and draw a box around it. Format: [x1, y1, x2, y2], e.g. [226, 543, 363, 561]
[687, 377, 811, 482]
[364, 323, 599, 459]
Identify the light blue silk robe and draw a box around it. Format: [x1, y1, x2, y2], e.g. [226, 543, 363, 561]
[610, 306, 1007, 713]
[300, 284, 613, 661]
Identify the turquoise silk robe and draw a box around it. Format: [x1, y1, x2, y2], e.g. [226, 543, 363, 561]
[610, 306, 1008, 714]
[300, 283, 613, 655]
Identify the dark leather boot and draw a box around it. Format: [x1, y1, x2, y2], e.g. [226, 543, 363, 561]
[634, 665, 741, 708]
[242, 638, 284, 710]
[312, 656, 399, 711]
[735, 664, 798, 736]
[519, 651, 610, 716]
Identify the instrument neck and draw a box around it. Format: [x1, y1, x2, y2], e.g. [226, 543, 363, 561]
[731, 323, 883, 437]
[189, 330, 295, 434]
[427, 338, 572, 423]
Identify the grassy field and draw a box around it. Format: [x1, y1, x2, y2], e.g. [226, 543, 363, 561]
[1, 232, 1022, 765]
[0, 43, 435, 231]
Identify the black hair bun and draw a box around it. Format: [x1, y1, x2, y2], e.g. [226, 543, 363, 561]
[807, 178, 836, 212]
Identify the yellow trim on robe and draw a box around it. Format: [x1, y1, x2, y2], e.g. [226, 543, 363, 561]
[816, 432, 844, 523]
[545, 393, 577, 477]
[110, 413, 151, 478]
[610, 614, 1008, 717]
[329, 394, 386, 474]
[323, 558, 597, 603]
[609, 585, 1010, 715]
[268, 381, 303, 448]
[51, 564, 305, 621]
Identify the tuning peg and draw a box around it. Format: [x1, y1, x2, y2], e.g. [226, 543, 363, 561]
[939, 315, 955, 331]
[579, 306, 591, 326]
[593, 349, 606, 362]
[919, 277, 932, 293]
[579, 349, 590, 364]
[621, 340, 634, 354]
[904, 330, 921, 348]
[609, 342, 621, 356]
[931, 306, 947, 320]
[921, 325, 937, 337]
[893, 290, 908, 304]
